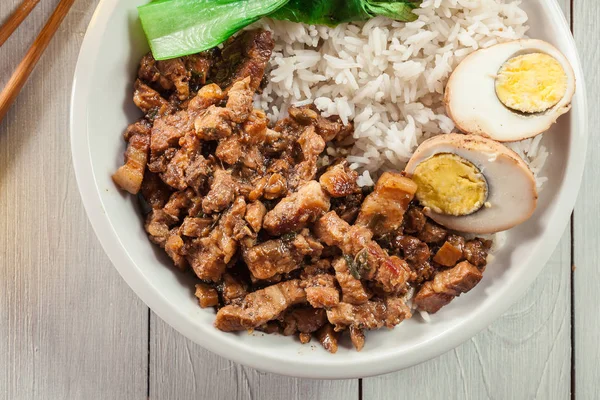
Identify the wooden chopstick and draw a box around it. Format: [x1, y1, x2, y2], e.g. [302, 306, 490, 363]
[0, 0, 41, 47]
[0, 0, 76, 123]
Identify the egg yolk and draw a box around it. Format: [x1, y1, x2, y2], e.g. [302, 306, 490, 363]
[495, 53, 568, 114]
[412, 153, 488, 216]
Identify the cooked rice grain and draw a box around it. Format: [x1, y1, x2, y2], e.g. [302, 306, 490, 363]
[253, 0, 547, 187]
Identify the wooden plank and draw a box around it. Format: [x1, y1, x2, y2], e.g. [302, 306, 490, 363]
[0, 0, 148, 398]
[150, 315, 358, 399]
[573, 0, 600, 398]
[363, 228, 571, 400]
[364, 1, 573, 397]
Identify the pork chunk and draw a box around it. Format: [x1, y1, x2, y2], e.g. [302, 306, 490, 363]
[214, 280, 306, 331]
[244, 201, 267, 233]
[156, 57, 190, 100]
[194, 106, 233, 140]
[313, 211, 372, 256]
[202, 170, 238, 214]
[319, 162, 360, 198]
[220, 273, 248, 305]
[187, 197, 248, 281]
[195, 283, 219, 308]
[355, 172, 417, 237]
[317, 324, 339, 354]
[301, 273, 340, 309]
[226, 77, 254, 123]
[263, 181, 330, 236]
[326, 297, 411, 331]
[281, 308, 327, 336]
[288, 126, 326, 189]
[414, 261, 483, 313]
[112, 121, 151, 194]
[314, 212, 410, 293]
[212, 29, 274, 92]
[133, 79, 172, 117]
[332, 257, 368, 305]
[243, 232, 323, 280]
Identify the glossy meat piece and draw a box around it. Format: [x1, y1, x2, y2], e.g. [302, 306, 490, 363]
[202, 170, 238, 214]
[263, 181, 330, 236]
[212, 29, 274, 92]
[156, 57, 190, 100]
[243, 231, 323, 280]
[403, 207, 426, 234]
[194, 106, 234, 140]
[141, 171, 173, 209]
[319, 162, 360, 198]
[433, 240, 463, 267]
[225, 77, 254, 123]
[149, 111, 191, 168]
[418, 221, 447, 244]
[244, 201, 267, 233]
[313, 211, 373, 256]
[355, 172, 417, 237]
[184, 52, 214, 88]
[414, 261, 483, 313]
[145, 210, 177, 246]
[133, 79, 173, 117]
[112, 121, 151, 194]
[288, 105, 352, 142]
[188, 83, 226, 113]
[214, 280, 306, 332]
[332, 257, 368, 305]
[463, 238, 492, 267]
[215, 135, 243, 165]
[195, 283, 219, 308]
[302, 273, 340, 309]
[220, 273, 247, 305]
[164, 229, 187, 270]
[326, 297, 411, 331]
[163, 188, 201, 219]
[187, 197, 249, 282]
[412, 283, 453, 314]
[184, 154, 212, 194]
[160, 132, 202, 190]
[316, 324, 339, 354]
[281, 308, 327, 336]
[392, 235, 430, 264]
[314, 212, 410, 293]
[180, 217, 213, 238]
[349, 326, 365, 352]
[288, 126, 326, 190]
[330, 193, 363, 224]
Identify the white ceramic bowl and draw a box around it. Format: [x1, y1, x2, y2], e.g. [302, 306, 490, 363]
[70, 0, 587, 379]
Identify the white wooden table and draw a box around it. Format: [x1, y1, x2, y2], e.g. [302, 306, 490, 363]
[0, 0, 597, 398]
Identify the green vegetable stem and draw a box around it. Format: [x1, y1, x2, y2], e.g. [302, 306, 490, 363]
[138, 0, 421, 60]
[138, 0, 289, 60]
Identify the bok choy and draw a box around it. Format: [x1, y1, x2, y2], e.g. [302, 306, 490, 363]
[138, 0, 289, 60]
[138, 0, 421, 60]
[271, 0, 420, 26]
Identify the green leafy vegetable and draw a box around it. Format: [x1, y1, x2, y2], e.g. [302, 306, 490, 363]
[138, 0, 289, 60]
[270, 0, 420, 26]
[343, 254, 361, 280]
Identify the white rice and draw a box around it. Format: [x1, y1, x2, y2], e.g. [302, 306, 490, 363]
[253, 0, 548, 186]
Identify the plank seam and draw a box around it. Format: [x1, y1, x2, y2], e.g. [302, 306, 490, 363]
[147, 308, 151, 399]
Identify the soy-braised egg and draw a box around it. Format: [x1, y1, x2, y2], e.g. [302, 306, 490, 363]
[444, 39, 575, 142]
[405, 134, 537, 234]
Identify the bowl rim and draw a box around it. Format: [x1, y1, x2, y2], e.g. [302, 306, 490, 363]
[70, 0, 588, 379]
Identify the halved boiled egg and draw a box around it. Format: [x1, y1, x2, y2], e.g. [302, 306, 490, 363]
[405, 134, 537, 234]
[445, 39, 575, 142]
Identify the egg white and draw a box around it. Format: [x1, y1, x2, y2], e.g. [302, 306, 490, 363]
[444, 39, 575, 142]
[405, 134, 538, 234]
